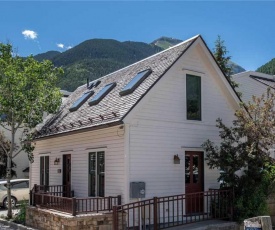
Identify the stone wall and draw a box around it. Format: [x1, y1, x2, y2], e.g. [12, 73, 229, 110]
[26, 206, 117, 230]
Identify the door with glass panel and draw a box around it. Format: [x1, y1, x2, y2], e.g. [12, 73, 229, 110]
[185, 151, 204, 214]
[89, 151, 105, 197]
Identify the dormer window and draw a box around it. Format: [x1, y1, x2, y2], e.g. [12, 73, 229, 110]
[89, 82, 116, 106]
[120, 69, 152, 96]
[69, 90, 94, 112]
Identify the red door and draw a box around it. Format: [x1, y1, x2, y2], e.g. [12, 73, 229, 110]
[185, 151, 204, 214]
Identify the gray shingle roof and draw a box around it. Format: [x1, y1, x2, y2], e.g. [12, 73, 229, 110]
[250, 75, 275, 89]
[36, 36, 198, 139]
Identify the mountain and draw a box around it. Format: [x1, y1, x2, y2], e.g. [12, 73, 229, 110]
[34, 39, 162, 91]
[256, 58, 275, 75]
[229, 61, 246, 74]
[34, 37, 245, 91]
[34, 51, 60, 62]
[151, 36, 183, 49]
[152, 37, 245, 75]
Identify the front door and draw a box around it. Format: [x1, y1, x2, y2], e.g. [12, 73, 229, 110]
[185, 151, 204, 214]
[63, 154, 71, 197]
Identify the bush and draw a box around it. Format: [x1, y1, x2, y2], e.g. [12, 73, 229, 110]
[13, 200, 28, 225]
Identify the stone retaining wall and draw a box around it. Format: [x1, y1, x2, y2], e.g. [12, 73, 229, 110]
[26, 206, 117, 230]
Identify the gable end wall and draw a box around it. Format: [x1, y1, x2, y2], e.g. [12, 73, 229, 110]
[125, 44, 237, 201]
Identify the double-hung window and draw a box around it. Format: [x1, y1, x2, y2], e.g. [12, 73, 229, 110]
[186, 74, 201, 120]
[40, 156, 49, 186]
[89, 151, 105, 197]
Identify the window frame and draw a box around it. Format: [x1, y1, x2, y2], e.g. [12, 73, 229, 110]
[186, 74, 202, 121]
[88, 151, 105, 197]
[40, 155, 49, 186]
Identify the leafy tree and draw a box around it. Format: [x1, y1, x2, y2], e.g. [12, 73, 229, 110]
[213, 35, 238, 89]
[0, 43, 63, 218]
[202, 88, 275, 221]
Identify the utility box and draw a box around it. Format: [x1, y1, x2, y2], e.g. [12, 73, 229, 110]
[130, 182, 146, 198]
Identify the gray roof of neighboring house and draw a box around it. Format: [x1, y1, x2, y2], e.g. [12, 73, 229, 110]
[35, 35, 198, 139]
[233, 71, 275, 104]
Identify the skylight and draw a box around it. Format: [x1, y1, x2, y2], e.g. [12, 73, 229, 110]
[88, 82, 116, 106]
[119, 69, 152, 96]
[69, 90, 94, 112]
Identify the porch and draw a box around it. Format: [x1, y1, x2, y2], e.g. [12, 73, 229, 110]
[28, 185, 233, 230]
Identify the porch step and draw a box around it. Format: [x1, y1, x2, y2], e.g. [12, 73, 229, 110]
[167, 220, 239, 230]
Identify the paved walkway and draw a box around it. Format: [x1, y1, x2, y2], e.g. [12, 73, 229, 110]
[0, 219, 36, 230]
[167, 220, 239, 230]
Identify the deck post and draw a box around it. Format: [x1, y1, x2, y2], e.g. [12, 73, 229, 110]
[72, 197, 76, 216]
[112, 206, 118, 230]
[153, 197, 158, 230]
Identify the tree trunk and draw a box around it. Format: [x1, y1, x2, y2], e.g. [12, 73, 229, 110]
[6, 124, 14, 219]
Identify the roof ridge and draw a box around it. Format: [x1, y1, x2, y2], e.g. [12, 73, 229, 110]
[76, 35, 201, 90]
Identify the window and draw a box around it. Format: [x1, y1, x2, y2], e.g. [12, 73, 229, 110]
[40, 156, 49, 186]
[11, 181, 29, 189]
[186, 74, 201, 120]
[89, 82, 116, 106]
[120, 69, 152, 96]
[69, 90, 94, 112]
[89, 151, 105, 197]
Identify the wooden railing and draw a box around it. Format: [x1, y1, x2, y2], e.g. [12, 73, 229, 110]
[30, 185, 121, 216]
[113, 189, 233, 230]
[32, 184, 74, 197]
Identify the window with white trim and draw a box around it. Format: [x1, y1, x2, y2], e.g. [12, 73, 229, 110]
[89, 151, 105, 197]
[40, 156, 49, 186]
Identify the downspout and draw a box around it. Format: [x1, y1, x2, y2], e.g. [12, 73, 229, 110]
[124, 123, 130, 204]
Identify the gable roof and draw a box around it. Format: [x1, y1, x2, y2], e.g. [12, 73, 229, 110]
[233, 71, 275, 103]
[35, 34, 238, 140]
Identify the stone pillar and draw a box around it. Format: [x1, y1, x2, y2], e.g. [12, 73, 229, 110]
[244, 216, 272, 230]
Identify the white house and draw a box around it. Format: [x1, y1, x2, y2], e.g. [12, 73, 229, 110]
[30, 35, 240, 205]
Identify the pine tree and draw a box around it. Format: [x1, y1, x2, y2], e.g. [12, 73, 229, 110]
[213, 35, 238, 89]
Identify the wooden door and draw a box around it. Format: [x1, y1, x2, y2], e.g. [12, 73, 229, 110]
[185, 151, 204, 214]
[63, 154, 71, 197]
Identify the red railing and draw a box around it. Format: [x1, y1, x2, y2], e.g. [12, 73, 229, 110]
[113, 189, 233, 230]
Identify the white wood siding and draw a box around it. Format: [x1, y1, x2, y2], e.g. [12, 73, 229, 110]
[126, 44, 237, 199]
[30, 126, 125, 199]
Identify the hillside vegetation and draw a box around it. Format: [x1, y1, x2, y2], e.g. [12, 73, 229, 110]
[256, 58, 275, 75]
[34, 37, 245, 91]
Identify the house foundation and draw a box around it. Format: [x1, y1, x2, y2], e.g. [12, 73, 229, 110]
[26, 206, 124, 230]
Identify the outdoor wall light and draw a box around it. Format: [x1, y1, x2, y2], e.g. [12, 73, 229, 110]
[174, 154, 180, 164]
[54, 158, 60, 165]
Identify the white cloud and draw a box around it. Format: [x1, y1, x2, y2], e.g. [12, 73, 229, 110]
[22, 30, 38, 40]
[57, 43, 73, 50]
[57, 43, 65, 49]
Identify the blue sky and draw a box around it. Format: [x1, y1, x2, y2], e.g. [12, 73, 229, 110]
[1, 1, 275, 71]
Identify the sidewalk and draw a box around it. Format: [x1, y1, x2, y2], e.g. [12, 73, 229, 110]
[168, 220, 239, 230]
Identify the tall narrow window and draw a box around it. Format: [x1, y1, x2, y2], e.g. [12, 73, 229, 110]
[89, 151, 105, 197]
[40, 156, 49, 186]
[186, 74, 201, 120]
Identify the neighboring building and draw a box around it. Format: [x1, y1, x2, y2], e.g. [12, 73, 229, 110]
[0, 90, 71, 179]
[233, 71, 275, 104]
[30, 35, 240, 204]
